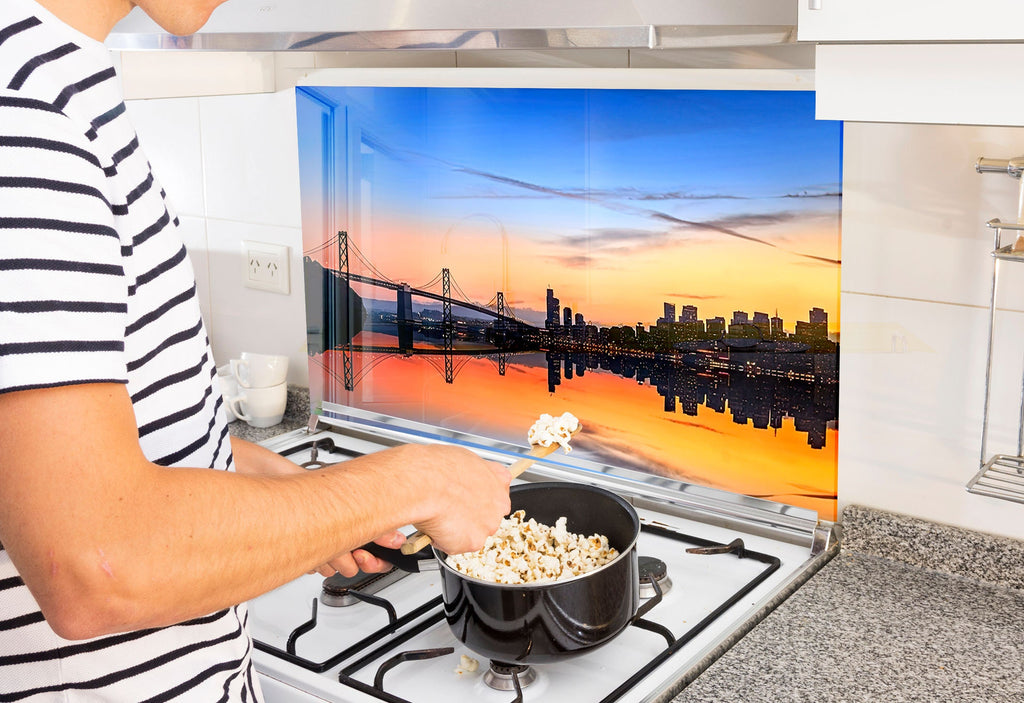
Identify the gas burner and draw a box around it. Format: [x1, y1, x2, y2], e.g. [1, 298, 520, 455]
[638, 555, 673, 599]
[483, 661, 538, 691]
[320, 568, 408, 607]
[276, 436, 363, 470]
[300, 439, 338, 469]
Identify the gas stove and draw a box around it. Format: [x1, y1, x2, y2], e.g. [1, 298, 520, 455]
[249, 415, 837, 703]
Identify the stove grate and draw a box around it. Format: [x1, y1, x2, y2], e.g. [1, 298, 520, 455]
[254, 595, 443, 675]
[254, 524, 781, 702]
[373, 648, 455, 691]
[596, 527, 780, 703]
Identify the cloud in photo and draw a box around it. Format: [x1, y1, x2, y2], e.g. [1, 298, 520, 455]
[362, 115, 840, 266]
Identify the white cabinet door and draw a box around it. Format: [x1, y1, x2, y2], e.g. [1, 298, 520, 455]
[814, 43, 1024, 126]
[798, 0, 1024, 42]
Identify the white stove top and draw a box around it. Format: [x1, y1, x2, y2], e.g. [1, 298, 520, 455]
[249, 418, 836, 703]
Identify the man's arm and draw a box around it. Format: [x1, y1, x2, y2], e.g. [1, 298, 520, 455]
[0, 383, 510, 640]
[229, 435, 403, 576]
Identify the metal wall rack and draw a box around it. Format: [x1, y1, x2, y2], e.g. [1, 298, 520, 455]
[968, 156, 1024, 504]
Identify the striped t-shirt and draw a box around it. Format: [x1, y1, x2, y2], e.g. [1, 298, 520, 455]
[0, 0, 261, 699]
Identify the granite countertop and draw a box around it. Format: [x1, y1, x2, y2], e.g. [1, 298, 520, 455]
[227, 385, 311, 443]
[672, 505, 1024, 702]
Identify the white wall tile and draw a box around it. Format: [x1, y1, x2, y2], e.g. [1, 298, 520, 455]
[125, 97, 205, 218]
[313, 51, 457, 68]
[119, 52, 275, 100]
[982, 305, 1024, 459]
[628, 44, 815, 70]
[274, 51, 462, 91]
[273, 52, 316, 91]
[842, 121, 1024, 310]
[276, 52, 318, 69]
[204, 219, 309, 386]
[175, 215, 212, 333]
[300, 66, 815, 91]
[198, 91, 303, 229]
[838, 292, 1024, 540]
[455, 49, 629, 68]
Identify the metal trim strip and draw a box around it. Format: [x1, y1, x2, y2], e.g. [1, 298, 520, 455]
[106, 27, 656, 51]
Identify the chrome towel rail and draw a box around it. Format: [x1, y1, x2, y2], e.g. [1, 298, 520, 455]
[969, 158, 1024, 505]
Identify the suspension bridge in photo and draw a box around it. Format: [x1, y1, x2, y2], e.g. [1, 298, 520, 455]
[299, 233, 839, 453]
[303, 231, 543, 391]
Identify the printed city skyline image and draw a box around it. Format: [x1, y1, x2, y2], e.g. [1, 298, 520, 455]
[296, 85, 842, 518]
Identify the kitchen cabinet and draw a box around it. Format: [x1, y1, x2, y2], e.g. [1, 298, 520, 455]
[800, 1, 1024, 125]
[813, 43, 1024, 125]
[798, 0, 1024, 42]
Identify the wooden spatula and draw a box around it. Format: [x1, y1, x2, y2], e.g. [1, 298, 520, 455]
[399, 425, 581, 555]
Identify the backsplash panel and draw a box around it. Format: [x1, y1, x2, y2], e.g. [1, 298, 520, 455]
[296, 85, 842, 517]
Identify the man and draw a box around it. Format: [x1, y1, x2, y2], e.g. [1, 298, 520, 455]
[0, 0, 512, 699]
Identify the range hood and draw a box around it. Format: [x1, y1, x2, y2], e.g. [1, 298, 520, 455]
[107, 0, 797, 52]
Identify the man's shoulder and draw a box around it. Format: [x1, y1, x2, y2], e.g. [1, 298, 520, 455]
[1, 87, 83, 136]
[0, 87, 106, 175]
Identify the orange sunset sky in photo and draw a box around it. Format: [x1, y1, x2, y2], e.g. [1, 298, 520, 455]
[354, 213, 840, 337]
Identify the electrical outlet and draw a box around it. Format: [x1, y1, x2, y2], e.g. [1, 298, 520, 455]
[242, 241, 290, 294]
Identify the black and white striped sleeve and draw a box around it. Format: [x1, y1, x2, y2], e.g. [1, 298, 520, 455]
[0, 90, 129, 394]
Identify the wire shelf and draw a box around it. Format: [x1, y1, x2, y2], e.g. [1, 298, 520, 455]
[967, 454, 1024, 505]
[992, 243, 1024, 262]
[970, 209, 1024, 506]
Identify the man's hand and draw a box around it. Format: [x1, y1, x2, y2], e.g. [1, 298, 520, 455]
[312, 529, 406, 577]
[404, 445, 512, 556]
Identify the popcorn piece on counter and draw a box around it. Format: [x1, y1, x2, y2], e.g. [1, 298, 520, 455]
[445, 509, 618, 584]
[527, 412, 580, 452]
[454, 654, 479, 675]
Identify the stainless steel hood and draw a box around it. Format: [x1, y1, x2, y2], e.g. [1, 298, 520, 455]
[106, 0, 797, 52]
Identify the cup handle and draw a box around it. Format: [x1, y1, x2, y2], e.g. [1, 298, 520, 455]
[230, 359, 251, 388]
[226, 394, 251, 422]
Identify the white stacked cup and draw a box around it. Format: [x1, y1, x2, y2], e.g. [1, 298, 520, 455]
[216, 364, 239, 421]
[224, 352, 289, 428]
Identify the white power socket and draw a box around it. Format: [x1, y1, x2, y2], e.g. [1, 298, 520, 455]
[242, 240, 290, 294]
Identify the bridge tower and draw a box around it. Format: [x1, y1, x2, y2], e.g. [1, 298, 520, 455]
[337, 230, 354, 391]
[496, 291, 506, 376]
[396, 283, 414, 353]
[442, 268, 453, 383]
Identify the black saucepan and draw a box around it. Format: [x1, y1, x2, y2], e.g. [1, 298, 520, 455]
[363, 482, 655, 664]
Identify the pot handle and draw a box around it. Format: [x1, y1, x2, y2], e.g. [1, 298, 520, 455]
[359, 542, 438, 573]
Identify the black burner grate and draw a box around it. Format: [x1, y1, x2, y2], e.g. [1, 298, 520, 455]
[253, 524, 780, 703]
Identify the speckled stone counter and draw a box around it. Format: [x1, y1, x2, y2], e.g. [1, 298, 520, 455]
[227, 385, 310, 443]
[672, 506, 1024, 702]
